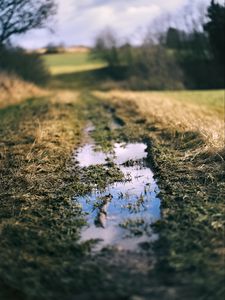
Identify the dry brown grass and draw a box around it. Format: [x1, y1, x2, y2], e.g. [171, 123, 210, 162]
[52, 89, 80, 104]
[94, 90, 224, 153]
[0, 89, 82, 216]
[0, 87, 87, 299]
[0, 72, 46, 108]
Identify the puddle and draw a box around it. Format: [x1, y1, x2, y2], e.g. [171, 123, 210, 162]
[74, 141, 161, 251]
[76, 144, 108, 167]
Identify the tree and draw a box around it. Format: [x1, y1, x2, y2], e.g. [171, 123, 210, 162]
[0, 0, 56, 45]
[204, 0, 225, 64]
[165, 27, 182, 49]
[91, 28, 120, 68]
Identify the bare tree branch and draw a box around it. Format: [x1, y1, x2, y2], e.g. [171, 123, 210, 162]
[0, 0, 56, 44]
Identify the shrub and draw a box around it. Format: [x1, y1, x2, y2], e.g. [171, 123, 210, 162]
[91, 29, 184, 90]
[128, 46, 184, 90]
[0, 47, 50, 85]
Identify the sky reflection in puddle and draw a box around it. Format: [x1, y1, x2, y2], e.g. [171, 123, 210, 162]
[74, 142, 161, 251]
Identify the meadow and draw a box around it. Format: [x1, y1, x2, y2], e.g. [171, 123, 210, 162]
[43, 52, 106, 75]
[0, 51, 224, 300]
[94, 90, 224, 149]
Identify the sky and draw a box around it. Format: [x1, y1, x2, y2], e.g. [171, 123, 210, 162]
[13, 0, 220, 49]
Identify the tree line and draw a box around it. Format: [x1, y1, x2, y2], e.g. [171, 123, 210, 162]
[0, 0, 224, 89]
[91, 1, 225, 90]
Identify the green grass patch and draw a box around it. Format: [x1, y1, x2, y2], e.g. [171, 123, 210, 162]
[163, 90, 225, 116]
[43, 52, 106, 75]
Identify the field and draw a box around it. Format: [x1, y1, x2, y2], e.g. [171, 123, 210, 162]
[43, 52, 106, 75]
[0, 52, 224, 300]
[94, 90, 224, 149]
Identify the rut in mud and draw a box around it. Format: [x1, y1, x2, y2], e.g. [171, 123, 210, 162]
[73, 125, 161, 251]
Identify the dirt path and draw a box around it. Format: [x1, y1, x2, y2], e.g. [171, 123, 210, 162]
[0, 89, 224, 300]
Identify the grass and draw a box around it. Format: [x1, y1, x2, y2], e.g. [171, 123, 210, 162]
[43, 52, 106, 75]
[0, 72, 45, 108]
[1, 51, 225, 299]
[166, 90, 224, 113]
[0, 91, 89, 299]
[92, 90, 225, 300]
[0, 90, 159, 300]
[94, 90, 224, 150]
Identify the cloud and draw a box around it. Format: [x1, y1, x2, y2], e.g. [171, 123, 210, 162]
[13, 0, 217, 49]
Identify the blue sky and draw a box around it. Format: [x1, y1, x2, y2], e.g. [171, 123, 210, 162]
[14, 0, 220, 49]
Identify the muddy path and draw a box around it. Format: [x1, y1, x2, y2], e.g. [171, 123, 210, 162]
[1, 90, 223, 300]
[70, 92, 224, 300]
[66, 93, 173, 300]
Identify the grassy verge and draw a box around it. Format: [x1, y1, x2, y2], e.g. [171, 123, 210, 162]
[0, 92, 90, 299]
[94, 90, 224, 149]
[0, 72, 45, 108]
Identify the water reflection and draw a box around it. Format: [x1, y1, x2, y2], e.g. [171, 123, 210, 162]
[75, 142, 161, 251]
